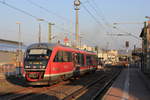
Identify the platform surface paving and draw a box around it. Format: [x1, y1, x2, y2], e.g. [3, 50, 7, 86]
[103, 67, 150, 100]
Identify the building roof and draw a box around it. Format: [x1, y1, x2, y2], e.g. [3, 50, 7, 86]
[140, 21, 150, 38]
[0, 39, 25, 52]
[0, 38, 23, 45]
[140, 28, 145, 38]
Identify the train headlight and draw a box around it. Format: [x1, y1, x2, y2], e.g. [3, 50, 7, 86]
[25, 66, 30, 68]
[39, 66, 46, 69]
[33, 66, 36, 69]
[42, 66, 46, 69]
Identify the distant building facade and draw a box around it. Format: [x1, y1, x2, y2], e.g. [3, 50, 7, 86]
[140, 21, 150, 74]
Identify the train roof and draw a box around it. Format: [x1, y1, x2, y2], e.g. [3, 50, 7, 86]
[27, 43, 69, 49]
[27, 43, 97, 55]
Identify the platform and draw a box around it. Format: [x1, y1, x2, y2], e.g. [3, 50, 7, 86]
[102, 67, 150, 100]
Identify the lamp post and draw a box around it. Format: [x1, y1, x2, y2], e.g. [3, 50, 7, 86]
[74, 0, 81, 47]
[37, 18, 44, 43]
[16, 22, 21, 75]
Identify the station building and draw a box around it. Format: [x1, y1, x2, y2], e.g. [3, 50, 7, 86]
[0, 39, 26, 65]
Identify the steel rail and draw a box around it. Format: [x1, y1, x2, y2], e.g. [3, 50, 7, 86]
[62, 75, 106, 100]
[5, 81, 69, 100]
[91, 69, 122, 100]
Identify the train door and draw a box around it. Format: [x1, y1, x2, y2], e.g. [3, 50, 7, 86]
[86, 55, 93, 72]
[53, 50, 73, 80]
[72, 53, 80, 77]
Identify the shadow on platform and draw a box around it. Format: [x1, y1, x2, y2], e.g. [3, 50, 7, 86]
[0, 92, 60, 100]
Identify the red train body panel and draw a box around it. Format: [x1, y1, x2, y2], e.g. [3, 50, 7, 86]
[23, 43, 98, 85]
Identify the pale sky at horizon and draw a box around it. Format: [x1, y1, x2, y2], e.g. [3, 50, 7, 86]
[0, 0, 149, 50]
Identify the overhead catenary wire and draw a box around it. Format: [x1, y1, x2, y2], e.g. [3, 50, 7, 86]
[87, 0, 116, 33]
[0, 1, 39, 19]
[89, 0, 141, 40]
[113, 26, 140, 40]
[26, 0, 72, 23]
[0, 0, 73, 34]
[81, 2, 110, 34]
[0, 0, 102, 47]
[87, 0, 113, 33]
[26, 0, 91, 42]
[26, 0, 105, 45]
[81, 3, 104, 28]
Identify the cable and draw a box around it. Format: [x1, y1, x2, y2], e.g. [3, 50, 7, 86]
[26, 0, 72, 24]
[113, 27, 140, 40]
[82, 4, 102, 27]
[0, 0, 101, 45]
[0, 1, 73, 34]
[26, 0, 90, 39]
[0, 1, 39, 19]
[87, 0, 115, 33]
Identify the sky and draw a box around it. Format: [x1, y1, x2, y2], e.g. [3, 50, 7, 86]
[0, 0, 150, 50]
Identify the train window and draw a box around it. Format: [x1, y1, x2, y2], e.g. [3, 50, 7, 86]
[86, 55, 92, 66]
[66, 52, 72, 62]
[29, 49, 47, 55]
[76, 53, 80, 64]
[63, 51, 68, 62]
[54, 51, 72, 62]
[75, 53, 84, 66]
[80, 54, 84, 66]
[54, 51, 63, 62]
[92, 55, 98, 65]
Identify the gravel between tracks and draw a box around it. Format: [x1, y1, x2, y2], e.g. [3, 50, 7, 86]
[0, 67, 120, 100]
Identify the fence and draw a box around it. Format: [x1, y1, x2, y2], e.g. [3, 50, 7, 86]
[0, 64, 22, 79]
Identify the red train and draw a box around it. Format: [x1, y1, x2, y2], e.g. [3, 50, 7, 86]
[23, 43, 98, 85]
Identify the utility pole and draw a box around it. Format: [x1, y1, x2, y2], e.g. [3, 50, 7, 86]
[74, 0, 81, 47]
[48, 23, 55, 43]
[37, 18, 44, 43]
[39, 23, 41, 43]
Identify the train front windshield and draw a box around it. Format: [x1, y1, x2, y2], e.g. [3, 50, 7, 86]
[24, 48, 52, 69]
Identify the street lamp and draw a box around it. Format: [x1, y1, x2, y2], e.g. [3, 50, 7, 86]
[74, 0, 81, 48]
[37, 18, 44, 43]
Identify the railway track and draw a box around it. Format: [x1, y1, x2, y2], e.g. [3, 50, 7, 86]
[91, 69, 121, 100]
[63, 68, 122, 100]
[0, 67, 122, 100]
[0, 70, 104, 100]
[0, 81, 69, 100]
